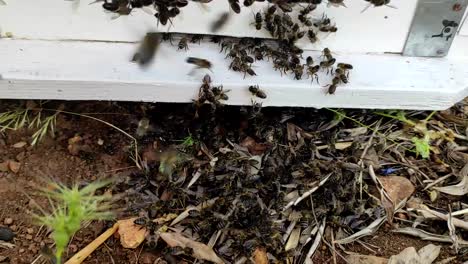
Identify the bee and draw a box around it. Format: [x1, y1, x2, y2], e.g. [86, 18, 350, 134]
[307, 65, 320, 83]
[305, 56, 314, 66]
[228, 0, 241, 13]
[134, 216, 156, 231]
[320, 58, 336, 74]
[307, 29, 318, 43]
[168, 7, 180, 18]
[362, 0, 395, 12]
[175, 0, 188, 7]
[130, 0, 143, 8]
[328, 0, 347, 7]
[154, 4, 170, 26]
[212, 85, 230, 101]
[243, 0, 255, 6]
[191, 34, 204, 44]
[131, 32, 161, 67]
[337, 63, 353, 70]
[178, 37, 189, 50]
[254, 12, 263, 30]
[186, 57, 213, 71]
[248, 85, 267, 99]
[319, 25, 338, 32]
[327, 84, 337, 94]
[298, 14, 313, 27]
[293, 64, 304, 80]
[210, 12, 230, 32]
[275, 0, 292, 12]
[102, 0, 120, 12]
[321, 48, 333, 60]
[244, 66, 257, 78]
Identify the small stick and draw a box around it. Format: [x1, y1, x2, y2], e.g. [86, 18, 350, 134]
[64, 223, 119, 264]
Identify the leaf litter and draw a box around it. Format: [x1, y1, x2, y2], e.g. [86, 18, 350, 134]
[1, 98, 467, 263]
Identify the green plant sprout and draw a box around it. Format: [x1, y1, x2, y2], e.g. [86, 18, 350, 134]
[33, 180, 114, 264]
[0, 108, 58, 146]
[173, 134, 196, 148]
[376, 110, 442, 158]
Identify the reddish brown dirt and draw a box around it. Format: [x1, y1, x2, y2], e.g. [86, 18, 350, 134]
[0, 101, 463, 264]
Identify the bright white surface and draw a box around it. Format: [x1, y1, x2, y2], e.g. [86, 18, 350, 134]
[1, 39, 467, 109]
[0, 0, 415, 53]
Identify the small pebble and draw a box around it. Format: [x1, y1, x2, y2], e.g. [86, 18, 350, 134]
[69, 244, 78, 253]
[0, 226, 15, 241]
[26, 228, 34, 234]
[4, 218, 13, 225]
[18, 249, 25, 253]
[25, 234, 33, 240]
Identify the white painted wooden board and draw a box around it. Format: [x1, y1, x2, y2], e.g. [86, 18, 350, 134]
[0, 0, 415, 53]
[1, 39, 467, 110]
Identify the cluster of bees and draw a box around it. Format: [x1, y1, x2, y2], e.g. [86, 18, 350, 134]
[111, 0, 398, 95]
[193, 74, 229, 115]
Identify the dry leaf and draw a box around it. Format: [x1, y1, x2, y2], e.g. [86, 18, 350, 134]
[285, 227, 301, 251]
[252, 247, 268, 264]
[117, 218, 146, 249]
[160, 232, 223, 263]
[12, 141, 27, 148]
[393, 227, 468, 245]
[346, 253, 387, 264]
[7, 161, 21, 173]
[240, 136, 270, 155]
[379, 176, 415, 204]
[434, 175, 468, 196]
[388, 244, 440, 264]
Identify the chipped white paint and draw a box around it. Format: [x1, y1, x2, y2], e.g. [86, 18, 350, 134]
[0, 39, 466, 110]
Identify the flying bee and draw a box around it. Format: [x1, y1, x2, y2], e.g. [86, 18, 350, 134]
[131, 32, 161, 68]
[210, 12, 230, 32]
[186, 57, 213, 72]
[254, 12, 262, 30]
[178, 37, 189, 50]
[248, 85, 267, 99]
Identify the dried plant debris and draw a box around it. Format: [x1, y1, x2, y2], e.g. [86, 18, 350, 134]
[39, 98, 463, 263]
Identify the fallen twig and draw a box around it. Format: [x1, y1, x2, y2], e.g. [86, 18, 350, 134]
[65, 222, 119, 264]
